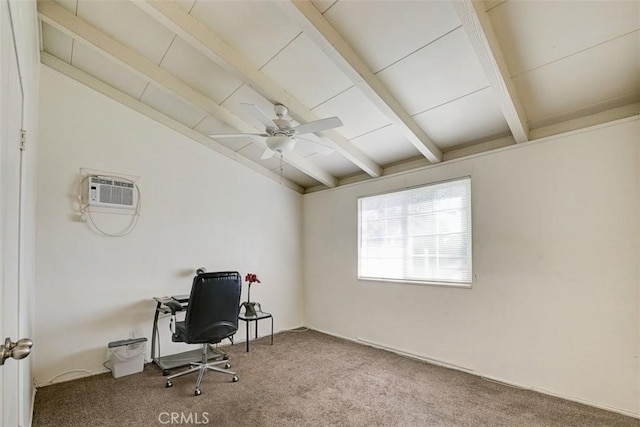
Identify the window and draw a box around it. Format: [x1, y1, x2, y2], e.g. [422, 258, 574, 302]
[358, 177, 472, 286]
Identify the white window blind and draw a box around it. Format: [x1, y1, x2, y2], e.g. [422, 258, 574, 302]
[358, 177, 472, 285]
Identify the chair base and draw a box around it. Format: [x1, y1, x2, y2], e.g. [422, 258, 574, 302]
[165, 344, 238, 395]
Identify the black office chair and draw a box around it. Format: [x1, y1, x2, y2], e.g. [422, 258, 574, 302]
[164, 271, 242, 396]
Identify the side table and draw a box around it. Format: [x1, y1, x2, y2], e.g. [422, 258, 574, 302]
[238, 311, 273, 352]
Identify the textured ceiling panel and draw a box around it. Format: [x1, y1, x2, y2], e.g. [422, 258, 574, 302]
[41, 22, 73, 64]
[220, 84, 278, 134]
[513, 32, 640, 123]
[55, 0, 77, 14]
[323, 0, 460, 73]
[159, 36, 243, 105]
[193, 115, 239, 139]
[376, 28, 489, 116]
[304, 151, 361, 178]
[209, 135, 254, 153]
[261, 33, 353, 109]
[193, 116, 255, 153]
[350, 125, 421, 166]
[312, 86, 392, 140]
[139, 84, 207, 129]
[489, 0, 640, 77]
[71, 42, 148, 100]
[413, 88, 509, 149]
[76, 0, 175, 64]
[190, 0, 301, 69]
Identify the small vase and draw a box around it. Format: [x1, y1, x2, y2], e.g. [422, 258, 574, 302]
[242, 302, 257, 317]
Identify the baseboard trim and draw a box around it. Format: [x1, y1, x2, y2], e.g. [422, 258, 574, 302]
[35, 368, 110, 388]
[357, 336, 477, 374]
[308, 327, 639, 420]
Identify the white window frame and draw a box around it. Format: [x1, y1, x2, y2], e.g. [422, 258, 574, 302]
[357, 176, 472, 287]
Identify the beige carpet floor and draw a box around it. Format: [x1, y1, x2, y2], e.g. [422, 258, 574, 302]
[33, 329, 639, 427]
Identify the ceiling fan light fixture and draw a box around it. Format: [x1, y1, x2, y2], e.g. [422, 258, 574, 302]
[266, 135, 295, 154]
[210, 104, 341, 158]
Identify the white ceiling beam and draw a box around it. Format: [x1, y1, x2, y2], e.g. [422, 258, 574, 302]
[41, 52, 305, 193]
[529, 102, 639, 141]
[277, 0, 443, 164]
[37, 0, 338, 188]
[453, 0, 530, 143]
[132, 0, 382, 178]
[443, 135, 515, 161]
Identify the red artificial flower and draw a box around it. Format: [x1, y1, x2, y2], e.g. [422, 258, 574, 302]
[245, 273, 261, 284]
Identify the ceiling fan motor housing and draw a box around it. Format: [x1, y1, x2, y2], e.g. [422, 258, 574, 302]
[274, 103, 288, 118]
[272, 118, 293, 134]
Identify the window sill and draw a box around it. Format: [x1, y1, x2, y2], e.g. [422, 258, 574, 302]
[357, 276, 472, 289]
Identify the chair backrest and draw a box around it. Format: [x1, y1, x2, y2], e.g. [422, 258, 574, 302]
[184, 271, 242, 344]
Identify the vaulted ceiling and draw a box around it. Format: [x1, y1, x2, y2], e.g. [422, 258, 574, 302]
[38, 0, 640, 193]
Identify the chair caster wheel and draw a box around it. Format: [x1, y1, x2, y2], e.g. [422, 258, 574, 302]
[166, 380, 173, 388]
[225, 362, 231, 369]
[223, 355, 229, 360]
[232, 376, 239, 383]
[194, 389, 201, 396]
[162, 370, 170, 376]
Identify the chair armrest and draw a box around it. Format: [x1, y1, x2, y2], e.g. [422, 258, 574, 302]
[164, 300, 184, 314]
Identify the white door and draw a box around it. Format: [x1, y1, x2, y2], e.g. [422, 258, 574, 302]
[1, 1, 26, 425]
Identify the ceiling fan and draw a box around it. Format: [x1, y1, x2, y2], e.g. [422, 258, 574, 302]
[208, 103, 343, 159]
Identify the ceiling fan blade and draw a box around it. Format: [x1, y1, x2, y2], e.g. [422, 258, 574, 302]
[208, 133, 267, 138]
[297, 136, 334, 155]
[292, 116, 343, 136]
[241, 103, 277, 129]
[261, 148, 275, 160]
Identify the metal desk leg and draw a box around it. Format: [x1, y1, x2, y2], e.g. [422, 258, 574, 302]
[255, 319, 258, 339]
[270, 316, 273, 345]
[151, 301, 161, 363]
[245, 319, 250, 352]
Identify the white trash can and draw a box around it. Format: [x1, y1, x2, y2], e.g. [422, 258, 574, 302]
[106, 337, 147, 378]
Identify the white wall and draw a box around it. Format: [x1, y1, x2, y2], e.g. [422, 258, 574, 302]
[303, 119, 640, 416]
[35, 66, 304, 385]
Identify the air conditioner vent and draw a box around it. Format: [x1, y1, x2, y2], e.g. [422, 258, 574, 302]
[87, 176, 137, 209]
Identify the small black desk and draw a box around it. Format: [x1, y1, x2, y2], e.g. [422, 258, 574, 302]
[238, 311, 273, 352]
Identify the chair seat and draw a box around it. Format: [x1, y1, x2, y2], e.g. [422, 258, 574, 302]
[172, 320, 237, 344]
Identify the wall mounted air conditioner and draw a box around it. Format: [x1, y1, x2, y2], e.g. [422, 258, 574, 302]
[86, 176, 137, 210]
